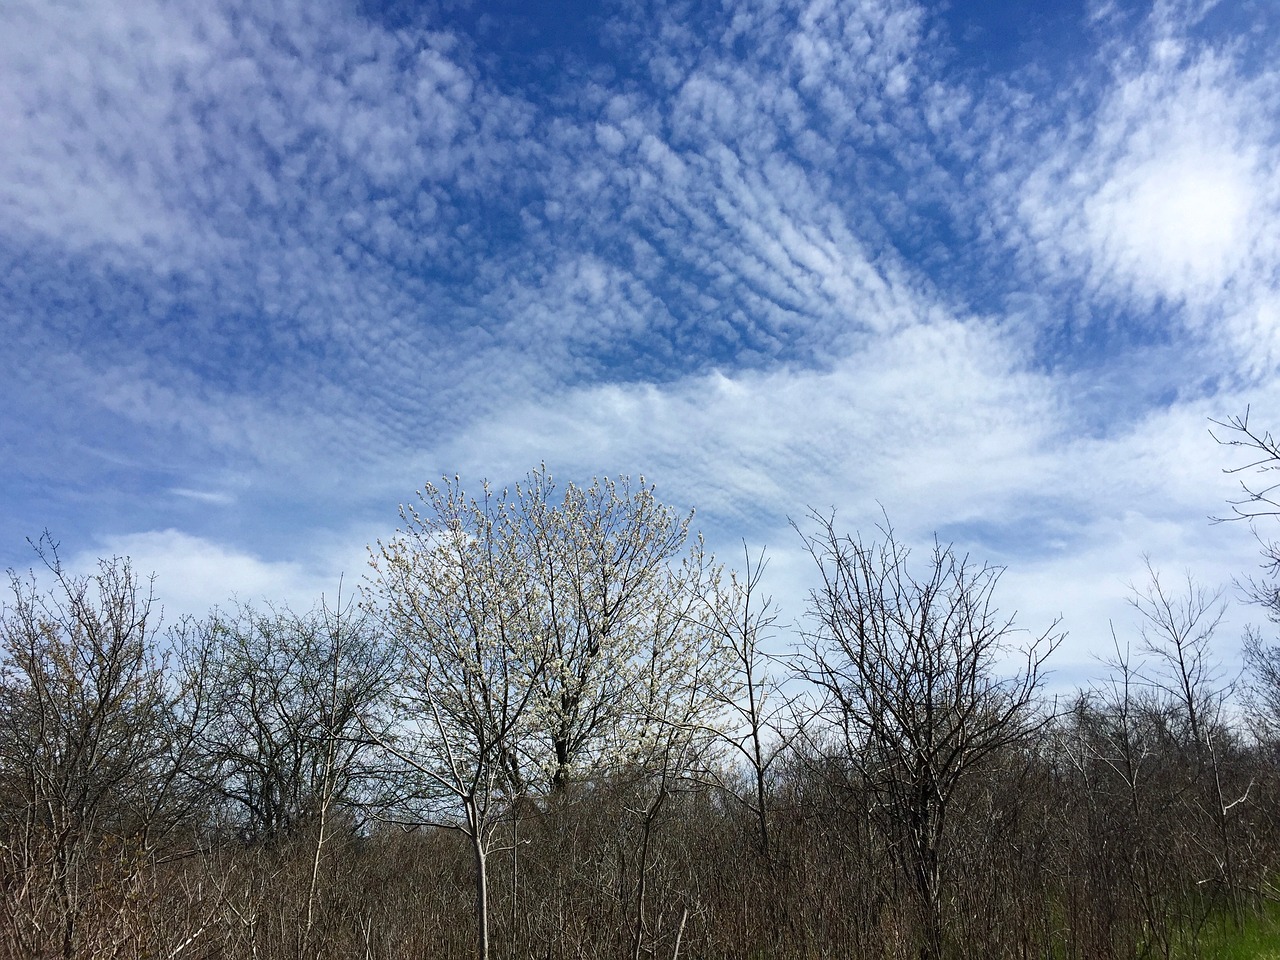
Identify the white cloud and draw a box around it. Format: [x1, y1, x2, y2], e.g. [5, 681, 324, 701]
[416, 316, 1077, 605]
[0, 0, 205, 255]
[74, 528, 371, 622]
[1083, 145, 1256, 298]
[1, 0, 953, 497]
[1010, 31, 1280, 365]
[405, 304, 1280, 677]
[168, 488, 237, 506]
[5, 0, 1280, 693]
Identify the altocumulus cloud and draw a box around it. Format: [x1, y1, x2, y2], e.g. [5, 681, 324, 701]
[1, 0, 1279, 675]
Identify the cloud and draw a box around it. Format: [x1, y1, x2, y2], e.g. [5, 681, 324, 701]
[168, 488, 237, 506]
[426, 317, 1059, 533]
[410, 301, 1277, 679]
[0, 0, 205, 256]
[998, 10, 1280, 369]
[3, 0, 1280, 684]
[1027, 53, 1270, 300]
[72, 528, 370, 622]
[0, 0, 958, 495]
[1083, 143, 1256, 297]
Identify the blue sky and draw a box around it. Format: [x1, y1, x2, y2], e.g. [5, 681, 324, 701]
[3, 0, 1279, 679]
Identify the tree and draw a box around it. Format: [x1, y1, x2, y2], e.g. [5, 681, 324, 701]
[365, 468, 728, 960]
[1062, 640, 1178, 955]
[1128, 562, 1249, 925]
[1211, 408, 1280, 600]
[366, 478, 546, 960]
[615, 551, 727, 960]
[1242, 629, 1280, 751]
[514, 466, 716, 792]
[0, 536, 197, 959]
[1213, 408, 1280, 755]
[795, 513, 1060, 960]
[697, 544, 794, 859]
[191, 597, 391, 846]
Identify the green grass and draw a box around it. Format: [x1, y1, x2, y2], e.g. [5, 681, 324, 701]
[1173, 900, 1280, 960]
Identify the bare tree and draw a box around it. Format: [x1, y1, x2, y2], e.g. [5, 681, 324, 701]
[1242, 628, 1280, 751]
[0, 536, 192, 958]
[191, 598, 391, 846]
[301, 585, 392, 949]
[795, 513, 1060, 960]
[620, 554, 729, 960]
[1212, 407, 1280, 753]
[1067, 638, 1175, 956]
[1128, 562, 1249, 924]
[1211, 408, 1280, 604]
[697, 544, 794, 859]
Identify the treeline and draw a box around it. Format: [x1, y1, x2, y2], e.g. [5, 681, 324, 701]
[1, 454, 1279, 960]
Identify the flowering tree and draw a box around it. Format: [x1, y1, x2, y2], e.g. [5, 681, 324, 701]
[366, 479, 546, 960]
[510, 468, 730, 959]
[515, 466, 720, 791]
[367, 469, 730, 960]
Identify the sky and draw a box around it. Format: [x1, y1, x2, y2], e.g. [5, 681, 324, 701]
[3, 0, 1280, 686]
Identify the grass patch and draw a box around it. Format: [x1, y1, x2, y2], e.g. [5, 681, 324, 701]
[1173, 900, 1280, 960]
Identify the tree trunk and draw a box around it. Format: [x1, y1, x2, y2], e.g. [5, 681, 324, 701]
[631, 787, 668, 960]
[466, 800, 490, 960]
